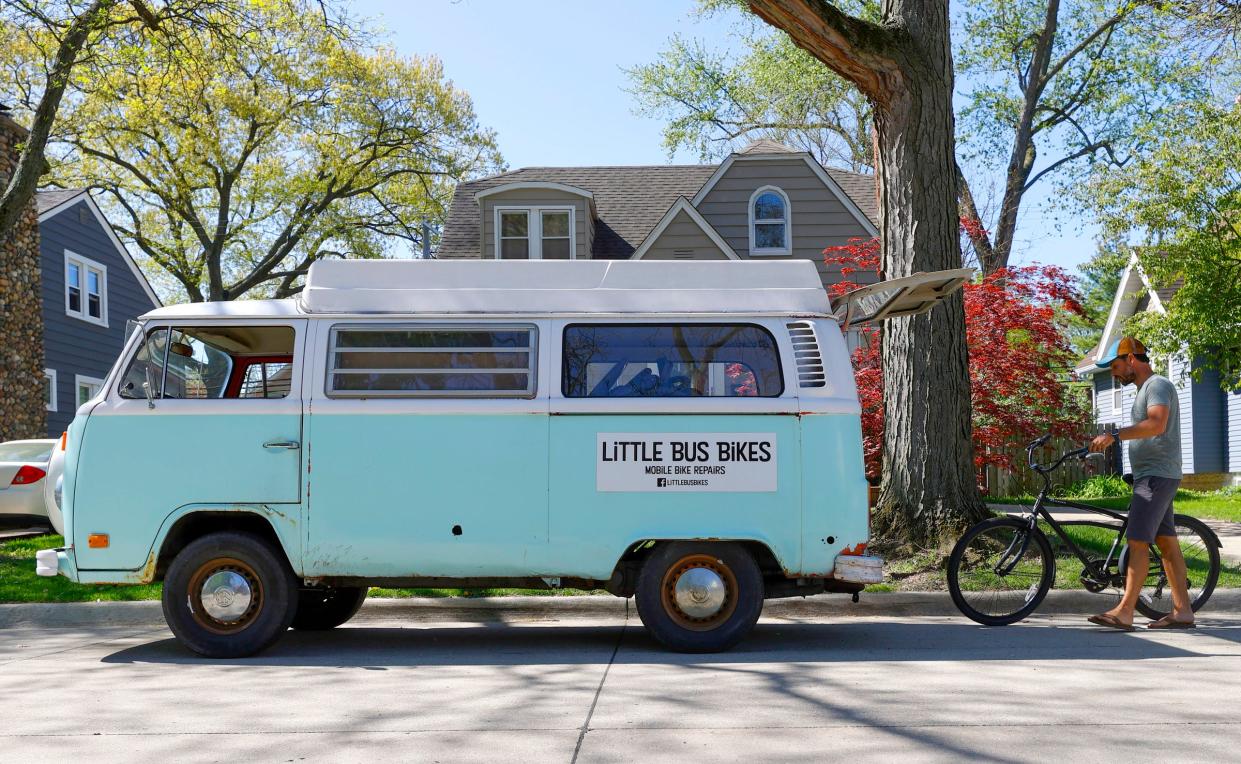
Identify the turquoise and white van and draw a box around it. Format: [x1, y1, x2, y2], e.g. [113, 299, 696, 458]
[37, 260, 968, 656]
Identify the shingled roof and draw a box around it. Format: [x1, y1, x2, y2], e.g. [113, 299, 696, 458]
[440, 157, 878, 260]
[36, 188, 88, 215]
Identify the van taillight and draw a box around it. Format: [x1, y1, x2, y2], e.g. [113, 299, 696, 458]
[12, 465, 46, 485]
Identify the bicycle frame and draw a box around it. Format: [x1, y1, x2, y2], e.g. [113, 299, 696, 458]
[1011, 436, 1149, 587]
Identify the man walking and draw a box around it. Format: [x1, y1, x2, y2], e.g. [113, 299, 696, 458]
[1087, 336, 1195, 630]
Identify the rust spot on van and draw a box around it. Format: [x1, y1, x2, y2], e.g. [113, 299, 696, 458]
[124, 550, 159, 585]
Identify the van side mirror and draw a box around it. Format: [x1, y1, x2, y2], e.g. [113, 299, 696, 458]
[143, 365, 158, 409]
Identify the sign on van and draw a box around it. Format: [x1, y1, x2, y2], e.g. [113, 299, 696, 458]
[597, 433, 777, 492]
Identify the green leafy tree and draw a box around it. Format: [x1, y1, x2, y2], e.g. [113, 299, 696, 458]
[1091, 99, 1241, 388]
[0, 0, 277, 244]
[3, 1, 502, 301]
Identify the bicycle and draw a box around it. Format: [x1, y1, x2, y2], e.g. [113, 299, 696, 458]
[947, 435, 1223, 626]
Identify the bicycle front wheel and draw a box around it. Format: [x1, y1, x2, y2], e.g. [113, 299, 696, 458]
[948, 517, 1055, 626]
[1129, 514, 1221, 621]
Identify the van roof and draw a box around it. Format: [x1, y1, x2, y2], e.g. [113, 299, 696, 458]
[142, 260, 834, 319]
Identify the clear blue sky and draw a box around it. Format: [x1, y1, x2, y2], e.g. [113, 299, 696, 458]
[352, 0, 1097, 273]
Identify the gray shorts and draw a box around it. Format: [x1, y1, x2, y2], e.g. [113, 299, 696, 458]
[1126, 476, 1180, 544]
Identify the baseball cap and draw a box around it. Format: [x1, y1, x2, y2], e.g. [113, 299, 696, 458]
[1095, 336, 1147, 368]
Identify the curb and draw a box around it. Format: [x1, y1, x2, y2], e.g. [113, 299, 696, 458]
[4, 590, 1240, 629]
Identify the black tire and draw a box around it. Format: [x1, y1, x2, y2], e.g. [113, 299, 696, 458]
[161, 531, 298, 658]
[634, 541, 763, 653]
[948, 517, 1056, 626]
[1126, 514, 1220, 621]
[292, 586, 368, 630]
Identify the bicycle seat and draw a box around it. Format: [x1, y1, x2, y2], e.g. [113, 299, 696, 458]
[1122, 473, 1134, 486]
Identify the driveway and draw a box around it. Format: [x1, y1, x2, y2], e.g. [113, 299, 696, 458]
[3, 605, 1240, 762]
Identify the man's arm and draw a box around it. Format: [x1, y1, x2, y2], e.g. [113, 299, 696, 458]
[1089, 404, 1169, 452]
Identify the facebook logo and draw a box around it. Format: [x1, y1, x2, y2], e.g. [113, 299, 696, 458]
[656, 478, 668, 487]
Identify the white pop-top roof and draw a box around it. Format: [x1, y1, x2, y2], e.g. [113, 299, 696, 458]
[294, 259, 832, 316]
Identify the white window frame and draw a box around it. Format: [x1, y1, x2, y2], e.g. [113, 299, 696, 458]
[75, 374, 106, 407]
[44, 368, 57, 412]
[748, 185, 791, 256]
[493, 206, 576, 260]
[64, 250, 108, 327]
[1111, 376, 1121, 414]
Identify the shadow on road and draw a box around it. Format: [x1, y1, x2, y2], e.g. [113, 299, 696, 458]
[100, 617, 1241, 667]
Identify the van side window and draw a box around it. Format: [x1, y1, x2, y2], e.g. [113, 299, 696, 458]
[119, 326, 296, 400]
[562, 324, 783, 398]
[326, 326, 537, 397]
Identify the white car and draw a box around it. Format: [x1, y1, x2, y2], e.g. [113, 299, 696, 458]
[0, 439, 56, 528]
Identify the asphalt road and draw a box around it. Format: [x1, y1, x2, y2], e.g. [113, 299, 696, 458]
[4, 607, 1241, 763]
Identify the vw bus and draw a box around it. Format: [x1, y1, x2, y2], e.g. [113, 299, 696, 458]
[37, 260, 969, 657]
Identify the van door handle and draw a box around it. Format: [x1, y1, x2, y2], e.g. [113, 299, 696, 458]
[262, 439, 300, 450]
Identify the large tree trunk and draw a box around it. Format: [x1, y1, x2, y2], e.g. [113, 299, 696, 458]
[749, 0, 986, 545]
[870, 2, 985, 543]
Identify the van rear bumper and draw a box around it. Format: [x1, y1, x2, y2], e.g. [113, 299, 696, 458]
[35, 547, 77, 581]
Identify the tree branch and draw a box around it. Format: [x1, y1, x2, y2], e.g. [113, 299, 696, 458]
[748, 0, 902, 104]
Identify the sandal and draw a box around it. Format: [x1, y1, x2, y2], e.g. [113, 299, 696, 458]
[1147, 616, 1196, 630]
[1087, 613, 1136, 632]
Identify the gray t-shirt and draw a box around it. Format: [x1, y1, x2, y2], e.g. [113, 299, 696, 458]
[1128, 374, 1182, 480]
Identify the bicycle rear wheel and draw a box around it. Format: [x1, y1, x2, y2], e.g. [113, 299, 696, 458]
[948, 517, 1055, 626]
[1128, 514, 1220, 621]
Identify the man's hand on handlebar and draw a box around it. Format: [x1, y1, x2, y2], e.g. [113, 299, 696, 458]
[1088, 432, 1116, 453]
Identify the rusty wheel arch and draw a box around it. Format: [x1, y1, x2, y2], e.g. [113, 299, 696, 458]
[155, 512, 288, 582]
[606, 538, 784, 598]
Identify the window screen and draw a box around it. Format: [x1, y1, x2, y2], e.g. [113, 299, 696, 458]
[563, 324, 783, 398]
[328, 326, 537, 397]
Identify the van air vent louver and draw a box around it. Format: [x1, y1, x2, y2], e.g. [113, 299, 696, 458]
[786, 321, 826, 388]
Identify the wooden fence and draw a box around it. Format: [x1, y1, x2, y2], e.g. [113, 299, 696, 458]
[980, 427, 1121, 498]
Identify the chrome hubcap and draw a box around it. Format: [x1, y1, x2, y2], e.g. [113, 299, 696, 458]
[200, 570, 253, 623]
[673, 566, 726, 619]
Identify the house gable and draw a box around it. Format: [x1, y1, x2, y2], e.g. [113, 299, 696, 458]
[38, 191, 160, 435]
[692, 153, 879, 288]
[632, 198, 738, 261]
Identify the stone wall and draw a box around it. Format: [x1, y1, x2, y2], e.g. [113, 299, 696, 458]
[0, 113, 46, 441]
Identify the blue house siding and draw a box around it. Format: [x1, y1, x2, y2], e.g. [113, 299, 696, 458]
[1189, 362, 1225, 474]
[39, 199, 158, 436]
[1228, 389, 1241, 473]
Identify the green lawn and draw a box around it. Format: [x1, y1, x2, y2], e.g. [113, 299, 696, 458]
[990, 488, 1241, 523]
[0, 534, 161, 603]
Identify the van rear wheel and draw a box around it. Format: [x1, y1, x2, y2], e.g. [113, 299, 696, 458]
[292, 586, 368, 630]
[162, 531, 297, 658]
[635, 541, 763, 652]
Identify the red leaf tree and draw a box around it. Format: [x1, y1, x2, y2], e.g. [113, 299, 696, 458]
[825, 234, 1090, 489]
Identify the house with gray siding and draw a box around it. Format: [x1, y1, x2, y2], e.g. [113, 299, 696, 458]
[1076, 253, 1239, 487]
[37, 189, 160, 436]
[439, 140, 880, 293]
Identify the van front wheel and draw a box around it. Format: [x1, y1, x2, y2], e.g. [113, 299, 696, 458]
[162, 531, 297, 658]
[635, 541, 763, 652]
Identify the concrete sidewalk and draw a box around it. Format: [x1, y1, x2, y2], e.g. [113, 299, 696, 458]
[5, 590, 1241, 630]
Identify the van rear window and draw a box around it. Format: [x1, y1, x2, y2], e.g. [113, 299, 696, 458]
[562, 324, 783, 398]
[327, 326, 537, 397]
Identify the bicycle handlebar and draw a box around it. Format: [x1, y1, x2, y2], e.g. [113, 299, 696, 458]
[1025, 436, 1091, 475]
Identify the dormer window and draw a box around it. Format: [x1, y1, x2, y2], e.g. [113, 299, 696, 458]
[496, 207, 575, 260]
[749, 186, 791, 256]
